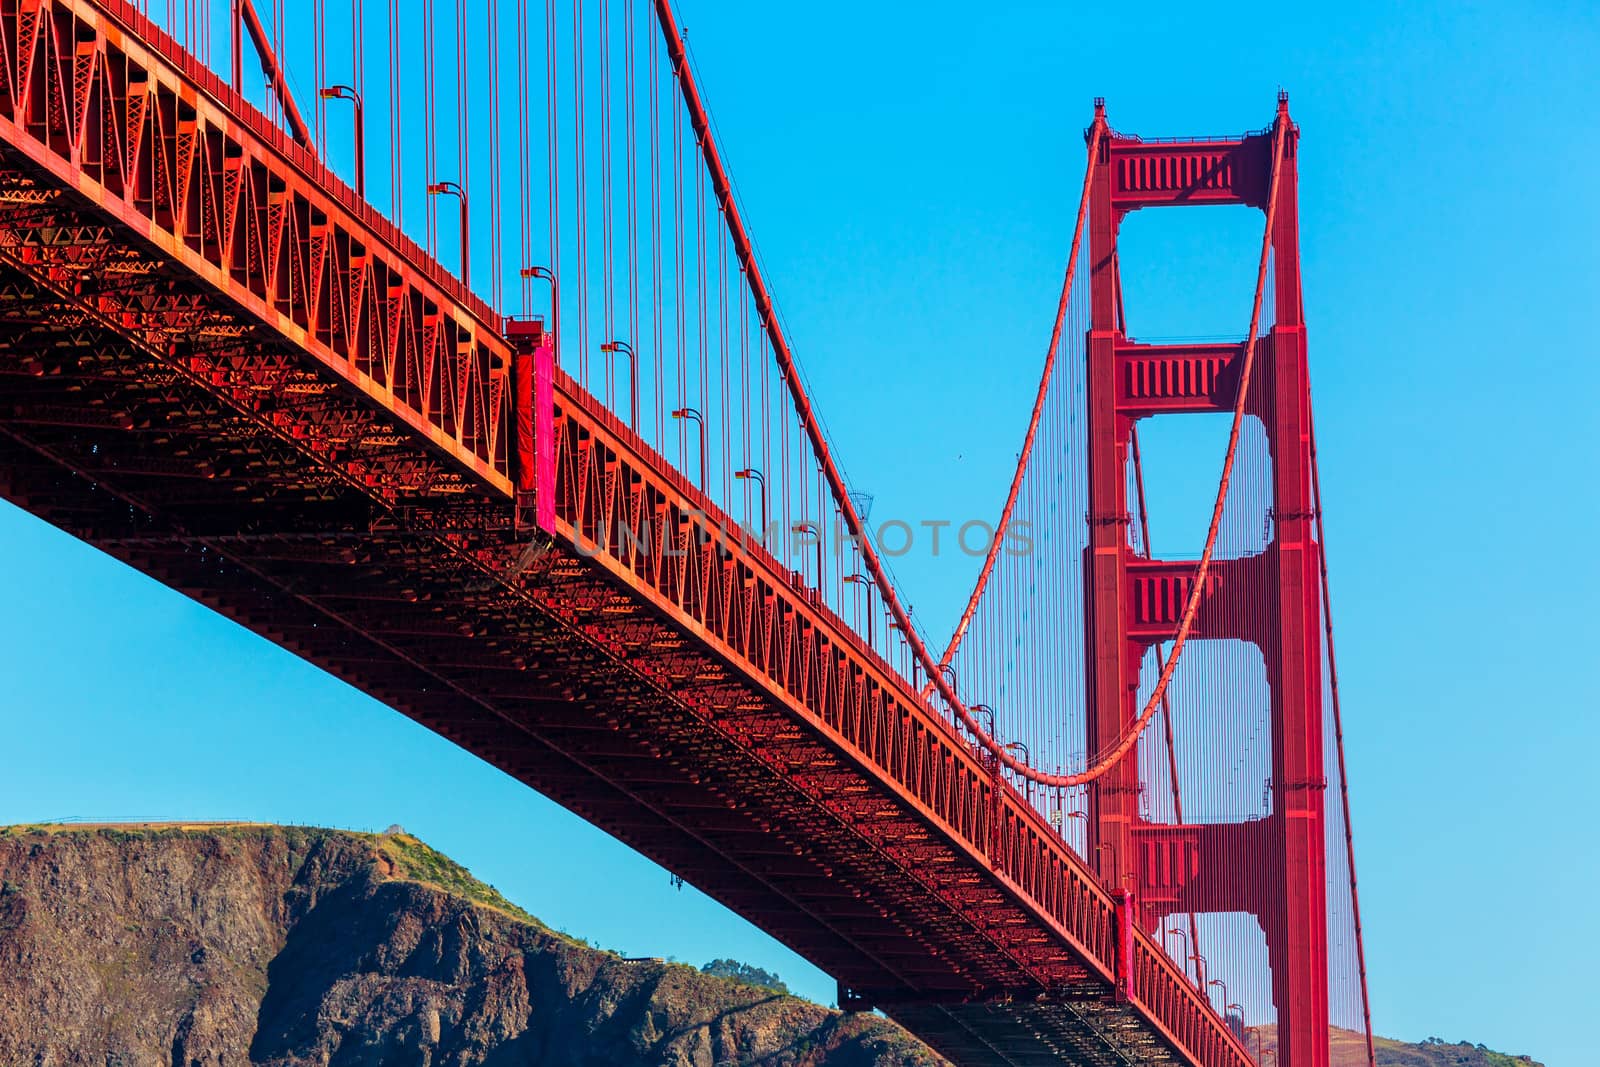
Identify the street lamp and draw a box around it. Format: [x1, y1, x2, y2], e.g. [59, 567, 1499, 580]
[969, 703, 996, 736]
[733, 468, 767, 535]
[520, 266, 559, 351]
[318, 84, 365, 198]
[426, 180, 469, 288]
[1245, 1026, 1264, 1063]
[1003, 741, 1032, 804]
[600, 340, 637, 430]
[1208, 978, 1230, 1010]
[843, 573, 872, 647]
[791, 521, 823, 591]
[670, 407, 706, 490]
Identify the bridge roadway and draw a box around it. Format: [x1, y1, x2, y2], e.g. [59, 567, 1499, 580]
[0, 2, 1254, 1064]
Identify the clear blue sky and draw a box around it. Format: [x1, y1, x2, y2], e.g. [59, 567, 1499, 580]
[2, 1, 1595, 1063]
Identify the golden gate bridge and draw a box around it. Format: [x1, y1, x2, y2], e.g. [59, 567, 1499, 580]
[0, 1, 1373, 1064]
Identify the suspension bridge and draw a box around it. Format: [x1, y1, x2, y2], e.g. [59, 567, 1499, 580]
[0, 1, 1374, 1064]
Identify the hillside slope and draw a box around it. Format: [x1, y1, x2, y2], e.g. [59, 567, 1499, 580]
[0, 824, 937, 1066]
[1250, 1025, 1545, 1067]
[0, 824, 1545, 1067]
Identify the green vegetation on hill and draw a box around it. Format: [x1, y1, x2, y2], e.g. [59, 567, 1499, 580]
[0, 822, 944, 1066]
[0, 824, 1546, 1067]
[700, 957, 790, 994]
[1374, 1035, 1543, 1067]
[374, 829, 544, 927]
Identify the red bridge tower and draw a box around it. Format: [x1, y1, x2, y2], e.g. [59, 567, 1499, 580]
[1084, 96, 1329, 1067]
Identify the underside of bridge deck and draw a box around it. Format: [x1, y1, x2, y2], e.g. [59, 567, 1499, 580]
[0, 147, 1204, 1067]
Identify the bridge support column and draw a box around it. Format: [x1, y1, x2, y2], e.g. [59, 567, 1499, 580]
[508, 318, 556, 535]
[1086, 97, 1330, 1067]
[1262, 108, 1330, 1067]
[1084, 104, 1140, 892]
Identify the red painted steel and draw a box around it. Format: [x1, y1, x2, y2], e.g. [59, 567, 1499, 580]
[0, 1, 1359, 1063]
[941, 104, 1285, 792]
[1081, 95, 1333, 1067]
[0, 0, 513, 497]
[1309, 412, 1378, 1067]
[933, 120, 1103, 682]
[233, 0, 309, 146]
[539, 376, 1253, 1066]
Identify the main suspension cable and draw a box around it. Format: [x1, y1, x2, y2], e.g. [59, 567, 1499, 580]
[933, 113, 1288, 787]
[929, 121, 1103, 683]
[653, 0, 1283, 788]
[1132, 423, 1206, 993]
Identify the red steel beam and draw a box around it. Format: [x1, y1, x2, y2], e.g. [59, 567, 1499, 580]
[234, 0, 311, 146]
[0, 3, 1264, 1064]
[0, 0, 516, 495]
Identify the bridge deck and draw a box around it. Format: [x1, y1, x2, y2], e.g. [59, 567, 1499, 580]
[0, 2, 1255, 1065]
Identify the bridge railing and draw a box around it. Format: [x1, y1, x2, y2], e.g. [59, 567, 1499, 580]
[549, 373, 1255, 1067]
[0, 4, 1270, 1062]
[0, 0, 518, 493]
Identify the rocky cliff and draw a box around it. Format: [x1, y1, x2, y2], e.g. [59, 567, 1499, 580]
[0, 824, 939, 1066]
[0, 824, 1546, 1067]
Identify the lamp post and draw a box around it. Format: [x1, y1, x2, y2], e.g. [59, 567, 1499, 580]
[1246, 1026, 1264, 1063]
[969, 703, 996, 736]
[734, 468, 767, 537]
[1094, 842, 1119, 888]
[791, 521, 823, 591]
[843, 573, 872, 647]
[427, 180, 468, 288]
[1164, 924, 1189, 962]
[670, 407, 706, 490]
[966, 700, 992, 735]
[519, 266, 559, 352]
[318, 84, 365, 198]
[1003, 741, 1032, 805]
[600, 340, 637, 430]
[1208, 978, 1230, 1011]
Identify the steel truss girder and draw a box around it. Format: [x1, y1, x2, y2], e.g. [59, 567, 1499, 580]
[0, 0, 515, 493]
[0, 6, 1265, 1062]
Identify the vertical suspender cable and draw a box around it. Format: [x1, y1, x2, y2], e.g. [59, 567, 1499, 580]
[516, 0, 532, 312]
[422, 0, 437, 252]
[388, 0, 402, 226]
[573, 0, 589, 384]
[672, 74, 685, 462]
[598, 0, 613, 406]
[962, 114, 1283, 787]
[649, 24, 662, 445]
[924, 108, 1099, 693]
[457, 0, 470, 286]
[546, 0, 561, 352]
[625, 0, 639, 440]
[313, 0, 325, 153]
[1310, 412, 1378, 1067]
[1131, 425, 1207, 991]
[487, 0, 504, 312]
[353, 0, 364, 124]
